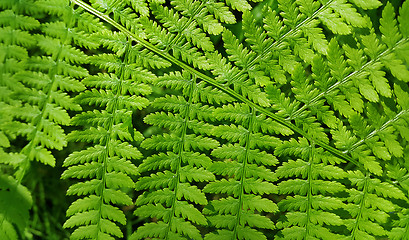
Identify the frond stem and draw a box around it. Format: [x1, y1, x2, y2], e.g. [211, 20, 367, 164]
[164, 77, 195, 239]
[95, 37, 132, 240]
[350, 173, 369, 238]
[232, 107, 255, 239]
[304, 143, 315, 238]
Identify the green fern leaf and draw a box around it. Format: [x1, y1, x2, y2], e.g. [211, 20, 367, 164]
[399, 1, 409, 37]
[276, 141, 348, 239]
[204, 104, 279, 239]
[0, 175, 32, 240]
[4, 0, 407, 239]
[350, 0, 381, 10]
[60, 9, 151, 237]
[134, 69, 218, 238]
[331, 0, 367, 28]
[1, 0, 87, 183]
[345, 170, 406, 239]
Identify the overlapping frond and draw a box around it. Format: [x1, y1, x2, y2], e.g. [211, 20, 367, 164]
[0, 0, 95, 183]
[61, 27, 154, 238]
[345, 170, 405, 239]
[132, 71, 223, 240]
[203, 103, 283, 240]
[0, 0, 39, 177]
[275, 142, 347, 239]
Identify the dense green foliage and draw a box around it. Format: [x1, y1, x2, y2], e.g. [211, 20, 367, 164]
[1, 0, 409, 239]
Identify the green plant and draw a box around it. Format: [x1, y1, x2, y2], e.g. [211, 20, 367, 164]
[1, 0, 409, 239]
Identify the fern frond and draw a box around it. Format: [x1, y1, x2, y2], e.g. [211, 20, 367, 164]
[203, 105, 279, 240]
[12, 5, 89, 178]
[62, 28, 151, 237]
[345, 170, 406, 239]
[0, 0, 86, 184]
[133, 71, 219, 239]
[275, 142, 347, 239]
[0, 2, 38, 123]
